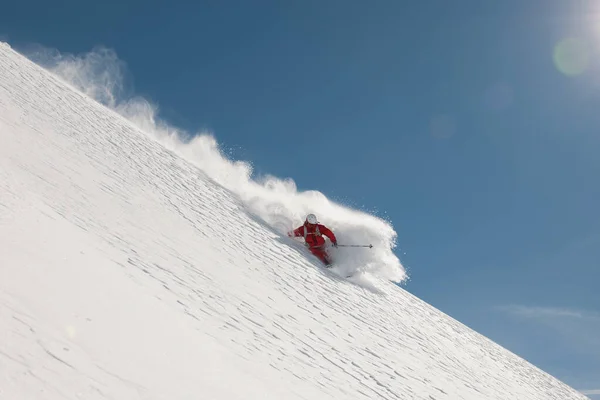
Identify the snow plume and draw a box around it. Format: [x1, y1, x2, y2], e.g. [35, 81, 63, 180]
[24, 45, 407, 283]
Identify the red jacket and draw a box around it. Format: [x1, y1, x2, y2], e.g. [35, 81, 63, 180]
[291, 223, 337, 248]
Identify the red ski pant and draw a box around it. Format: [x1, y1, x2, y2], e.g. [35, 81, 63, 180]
[309, 246, 332, 265]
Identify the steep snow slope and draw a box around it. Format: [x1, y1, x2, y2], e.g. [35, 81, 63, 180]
[0, 42, 587, 400]
[24, 44, 407, 285]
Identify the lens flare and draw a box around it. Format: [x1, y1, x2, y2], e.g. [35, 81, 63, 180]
[429, 114, 456, 139]
[553, 37, 590, 76]
[65, 325, 76, 339]
[483, 82, 514, 111]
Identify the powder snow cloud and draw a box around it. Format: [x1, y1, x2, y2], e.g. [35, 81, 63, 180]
[23, 45, 407, 284]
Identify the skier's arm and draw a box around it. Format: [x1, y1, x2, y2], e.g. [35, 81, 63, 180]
[319, 225, 337, 245]
[288, 226, 304, 237]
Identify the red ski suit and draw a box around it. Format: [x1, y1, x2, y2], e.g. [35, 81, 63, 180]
[290, 222, 337, 265]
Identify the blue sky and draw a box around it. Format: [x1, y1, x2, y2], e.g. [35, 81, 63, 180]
[2, 0, 599, 394]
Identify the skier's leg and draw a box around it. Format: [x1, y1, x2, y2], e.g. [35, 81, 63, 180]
[310, 247, 332, 266]
[309, 247, 322, 261]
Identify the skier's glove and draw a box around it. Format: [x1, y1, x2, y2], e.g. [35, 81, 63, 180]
[332, 242, 338, 248]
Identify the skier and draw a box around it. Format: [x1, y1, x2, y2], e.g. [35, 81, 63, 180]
[288, 214, 338, 266]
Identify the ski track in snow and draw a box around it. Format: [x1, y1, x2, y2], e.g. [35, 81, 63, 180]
[0, 42, 588, 399]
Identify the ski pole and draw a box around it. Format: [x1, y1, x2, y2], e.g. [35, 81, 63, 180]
[337, 244, 373, 248]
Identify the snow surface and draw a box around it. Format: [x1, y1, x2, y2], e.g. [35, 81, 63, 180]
[0, 42, 588, 399]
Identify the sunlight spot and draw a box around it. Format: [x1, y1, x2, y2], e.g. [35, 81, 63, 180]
[553, 37, 590, 76]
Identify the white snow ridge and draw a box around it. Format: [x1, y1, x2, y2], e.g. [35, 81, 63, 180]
[0, 42, 587, 399]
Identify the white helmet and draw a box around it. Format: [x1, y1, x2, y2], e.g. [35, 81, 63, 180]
[306, 214, 318, 224]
